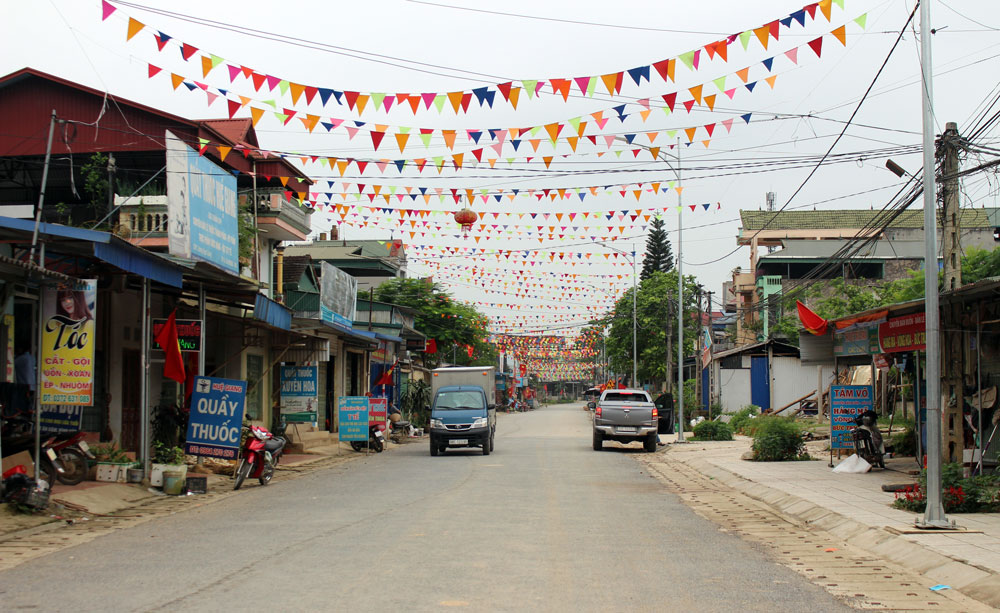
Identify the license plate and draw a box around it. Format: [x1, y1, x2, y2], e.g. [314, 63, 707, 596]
[78, 441, 90, 453]
[617, 426, 637, 433]
[450, 439, 468, 446]
[46, 448, 58, 461]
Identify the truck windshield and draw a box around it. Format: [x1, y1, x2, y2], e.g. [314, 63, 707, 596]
[435, 391, 484, 410]
[603, 393, 648, 403]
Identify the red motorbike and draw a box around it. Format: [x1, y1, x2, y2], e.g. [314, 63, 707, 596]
[48, 431, 95, 486]
[233, 424, 286, 490]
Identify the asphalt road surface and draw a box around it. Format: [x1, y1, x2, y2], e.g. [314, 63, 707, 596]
[0, 402, 850, 612]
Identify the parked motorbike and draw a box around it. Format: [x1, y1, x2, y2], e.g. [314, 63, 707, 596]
[350, 423, 385, 453]
[48, 431, 95, 486]
[233, 424, 286, 490]
[852, 409, 885, 469]
[1, 415, 66, 485]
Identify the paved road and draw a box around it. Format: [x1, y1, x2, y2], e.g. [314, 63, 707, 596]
[0, 403, 850, 612]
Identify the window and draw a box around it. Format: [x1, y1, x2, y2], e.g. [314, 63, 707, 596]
[602, 392, 649, 403]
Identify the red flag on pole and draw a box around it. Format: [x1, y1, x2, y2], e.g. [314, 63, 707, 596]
[154, 309, 187, 383]
[796, 300, 828, 336]
[374, 358, 398, 387]
[425, 338, 437, 354]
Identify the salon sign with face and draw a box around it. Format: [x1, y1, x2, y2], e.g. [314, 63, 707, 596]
[41, 280, 97, 406]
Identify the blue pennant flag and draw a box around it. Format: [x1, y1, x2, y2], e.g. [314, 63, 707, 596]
[626, 65, 650, 86]
[762, 57, 774, 72]
[318, 88, 334, 106]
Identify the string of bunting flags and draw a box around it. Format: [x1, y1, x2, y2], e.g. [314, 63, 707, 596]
[101, 0, 855, 116]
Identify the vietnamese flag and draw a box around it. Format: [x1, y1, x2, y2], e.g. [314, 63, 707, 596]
[154, 309, 186, 383]
[796, 300, 828, 336]
[425, 338, 438, 355]
[374, 358, 398, 387]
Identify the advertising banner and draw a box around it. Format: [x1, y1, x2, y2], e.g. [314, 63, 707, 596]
[41, 279, 97, 406]
[152, 318, 202, 352]
[338, 396, 369, 441]
[280, 365, 318, 423]
[830, 385, 873, 450]
[166, 130, 239, 274]
[40, 405, 83, 433]
[832, 326, 880, 357]
[368, 397, 387, 429]
[185, 376, 247, 459]
[878, 313, 926, 353]
[320, 262, 358, 328]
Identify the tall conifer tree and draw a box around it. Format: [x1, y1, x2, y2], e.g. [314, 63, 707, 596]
[640, 216, 674, 280]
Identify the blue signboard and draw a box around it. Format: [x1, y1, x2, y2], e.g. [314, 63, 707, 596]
[40, 405, 83, 433]
[166, 131, 239, 273]
[338, 396, 369, 442]
[830, 385, 873, 450]
[185, 376, 247, 459]
[280, 366, 318, 423]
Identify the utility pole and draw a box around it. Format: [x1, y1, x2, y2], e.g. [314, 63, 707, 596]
[918, 0, 950, 528]
[706, 290, 714, 412]
[941, 122, 962, 292]
[696, 286, 704, 412]
[665, 298, 673, 395]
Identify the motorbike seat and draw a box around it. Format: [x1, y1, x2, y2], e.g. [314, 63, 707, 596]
[264, 438, 285, 452]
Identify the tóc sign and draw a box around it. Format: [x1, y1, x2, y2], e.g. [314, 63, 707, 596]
[185, 376, 247, 459]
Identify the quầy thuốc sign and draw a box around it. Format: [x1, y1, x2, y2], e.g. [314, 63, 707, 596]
[280, 366, 318, 423]
[830, 385, 873, 450]
[338, 396, 368, 442]
[185, 376, 247, 459]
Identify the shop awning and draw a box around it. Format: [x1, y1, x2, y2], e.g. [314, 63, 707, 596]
[374, 332, 403, 344]
[0, 216, 183, 288]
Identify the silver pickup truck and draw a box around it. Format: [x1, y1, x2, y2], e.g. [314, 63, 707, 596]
[589, 389, 658, 452]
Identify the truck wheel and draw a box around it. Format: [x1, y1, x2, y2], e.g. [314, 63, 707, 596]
[430, 441, 438, 456]
[482, 438, 490, 456]
[592, 430, 603, 451]
[489, 432, 495, 452]
[644, 433, 657, 452]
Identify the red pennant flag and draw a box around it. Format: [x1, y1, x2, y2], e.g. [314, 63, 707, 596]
[154, 309, 186, 384]
[101, 0, 116, 21]
[180, 43, 199, 61]
[147, 64, 161, 79]
[808, 36, 824, 58]
[425, 338, 438, 355]
[796, 300, 828, 336]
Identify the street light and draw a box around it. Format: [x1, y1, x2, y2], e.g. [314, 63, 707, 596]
[595, 242, 637, 388]
[615, 136, 685, 441]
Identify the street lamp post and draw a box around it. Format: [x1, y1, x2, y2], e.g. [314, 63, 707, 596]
[616, 136, 684, 440]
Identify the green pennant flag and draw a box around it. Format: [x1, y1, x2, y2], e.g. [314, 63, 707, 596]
[209, 54, 225, 69]
[614, 150, 623, 158]
[398, 126, 411, 134]
[678, 50, 696, 70]
[433, 95, 447, 113]
[832, 0, 844, 8]
[419, 132, 433, 147]
[662, 106, 672, 117]
[277, 80, 290, 96]
[854, 13, 867, 29]
[370, 92, 385, 109]
[713, 76, 727, 92]
[587, 77, 597, 97]
[388, 186, 397, 195]
[262, 99, 277, 109]
[522, 79, 538, 99]
[667, 130, 677, 139]
[567, 117, 582, 133]
[530, 125, 542, 137]
[273, 112, 288, 124]
[739, 30, 752, 50]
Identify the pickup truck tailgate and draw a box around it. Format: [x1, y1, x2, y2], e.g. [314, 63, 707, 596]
[599, 402, 655, 429]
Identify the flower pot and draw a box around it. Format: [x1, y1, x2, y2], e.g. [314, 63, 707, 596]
[150, 463, 186, 487]
[162, 471, 186, 495]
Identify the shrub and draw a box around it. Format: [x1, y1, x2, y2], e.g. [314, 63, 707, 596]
[727, 405, 759, 434]
[890, 427, 917, 457]
[692, 420, 734, 441]
[750, 417, 806, 461]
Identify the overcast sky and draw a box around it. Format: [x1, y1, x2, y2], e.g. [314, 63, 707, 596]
[4, 0, 999, 338]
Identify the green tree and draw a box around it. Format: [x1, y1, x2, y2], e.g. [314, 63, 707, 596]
[640, 216, 674, 280]
[962, 246, 1000, 284]
[605, 270, 700, 387]
[373, 278, 496, 368]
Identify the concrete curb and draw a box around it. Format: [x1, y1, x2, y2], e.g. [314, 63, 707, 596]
[675, 453, 1000, 610]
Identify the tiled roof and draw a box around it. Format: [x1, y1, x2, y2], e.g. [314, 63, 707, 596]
[740, 208, 999, 231]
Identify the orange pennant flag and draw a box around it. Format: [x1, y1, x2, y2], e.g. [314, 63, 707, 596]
[600, 73, 620, 95]
[126, 17, 144, 41]
[508, 87, 521, 109]
[704, 94, 716, 111]
[250, 106, 264, 126]
[688, 84, 703, 104]
[831, 25, 847, 46]
[395, 133, 410, 152]
[736, 67, 750, 83]
[355, 94, 369, 114]
[201, 56, 214, 78]
[170, 73, 184, 90]
[542, 157, 553, 169]
[819, 0, 833, 21]
[216, 145, 231, 161]
[754, 25, 770, 50]
[765, 75, 777, 89]
[684, 127, 697, 142]
[289, 82, 305, 104]
[448, 91, 464, 113]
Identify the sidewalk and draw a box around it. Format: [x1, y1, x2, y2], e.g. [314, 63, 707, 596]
[660, 435, 1000, 607]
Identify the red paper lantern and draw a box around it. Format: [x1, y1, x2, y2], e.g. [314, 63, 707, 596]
[454, 207, 477, 236]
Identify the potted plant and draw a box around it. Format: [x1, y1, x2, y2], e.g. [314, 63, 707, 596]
[150, 441, 187, 488]
[91, 443, 134, 483]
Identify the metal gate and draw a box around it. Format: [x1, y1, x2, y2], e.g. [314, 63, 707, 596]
[750, 356, 770, 410]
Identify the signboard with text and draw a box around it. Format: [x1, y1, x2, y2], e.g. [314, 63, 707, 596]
[320, 262, 358, 328]
[368, 397, 387, 429]
[41, 279, 97, 406]
[166, 130, 239, 273]
[152, 318, 202, 352]
[185, 376, 247, 459]
[280, 365, 318, 423]
[833, 326, 880, 357]
[338, 396, 369, 442]
[830, 385, 873, 450]
[878, 313, 925, 353]
[40, 405, 83, 433]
